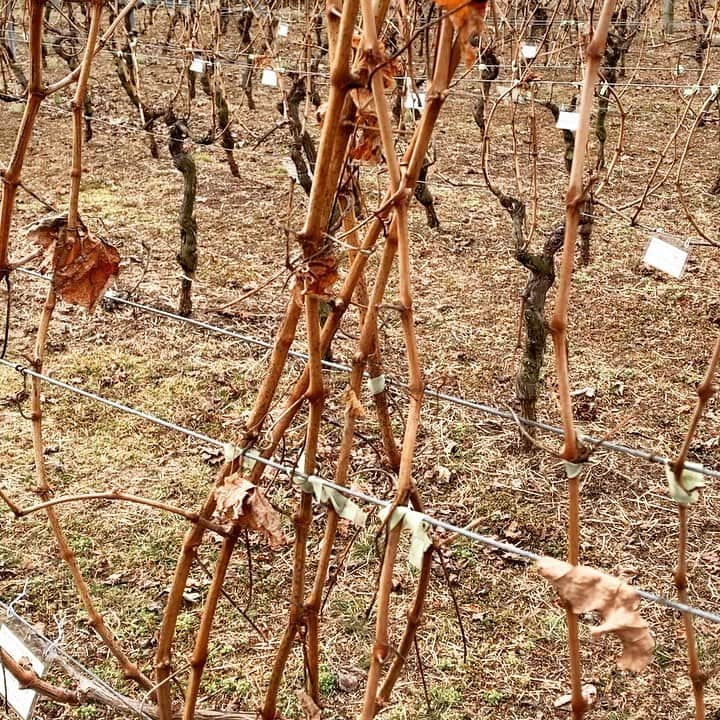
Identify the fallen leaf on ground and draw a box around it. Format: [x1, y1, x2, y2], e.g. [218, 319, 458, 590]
[553, 683, 597, 710]
[337, 667, 364, 692]
[295, 690, 321, 719]
[213, 473, 286, 549]
[27, 213, 120, 312]
[537, 556, 654, 671]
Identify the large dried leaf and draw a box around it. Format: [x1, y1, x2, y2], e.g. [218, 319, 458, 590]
[345, 35, 402, 165]
[27, 214, 120, 312]
[537, 557, 654, 671]
[349, 121, 382, 163]
[347, 101, 382, 164]
[352, 33, 404, 89]
[434, 0, 488, 67]
[213, 473, 286, 549]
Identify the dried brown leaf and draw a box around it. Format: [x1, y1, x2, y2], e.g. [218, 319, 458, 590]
[27, 214, 120, 312]
[348, 110, 382, 164]
[351, 34, 404, 89]
[537, 556, 654, 671]
[213, 473, 286, 549]
[434, 0, 488, 67]
[295, 690, 321, 720]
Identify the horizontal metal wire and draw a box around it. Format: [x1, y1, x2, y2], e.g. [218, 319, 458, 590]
[2, 356, 720, 625]
[0, 598, 154, 719]
[14, 268, 720, 481]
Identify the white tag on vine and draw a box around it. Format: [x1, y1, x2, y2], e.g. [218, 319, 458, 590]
[643, 235, 689, 279]
[497, 85, 523, 103]
[556, 111, 580, 132]
[0, 624, 46, 719]
[190, 56, 205, 74]
[261, 68, 278, 86]
[404, 91, 426, 110]
[665, 462, 705, 505]
[223, 444, 255, 472]
[520, 42, 538, 59]
[278, 22, 289, 37]
[281, 158, 299, 182]
[367, 375, 386, 395]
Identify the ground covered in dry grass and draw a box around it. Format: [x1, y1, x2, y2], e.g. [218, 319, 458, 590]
[1, 6, 720, 720]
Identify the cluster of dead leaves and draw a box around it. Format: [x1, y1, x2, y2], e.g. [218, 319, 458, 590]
[213, 473, 286, 549]
[434, 0, 488, 67]
[27, 214, 120, 312]
[348, 35, 404, 163]
[537, 557, 654, 671]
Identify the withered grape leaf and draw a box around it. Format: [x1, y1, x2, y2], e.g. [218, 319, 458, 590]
[214, 473, 286, 549]
[537, 556, 654, 671]
[295, 690, 321, 720]
[434, 0, 488, 67]
[27, 214, 120, 312]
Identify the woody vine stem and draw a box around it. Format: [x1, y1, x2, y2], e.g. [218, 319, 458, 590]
[548, 1, 616, 718]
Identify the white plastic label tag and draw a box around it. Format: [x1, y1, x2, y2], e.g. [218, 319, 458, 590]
[404, 91, 426, 110]
[521, 43, 538, 59]
[0, 624, 46, 719]
[281, 158, 299, 182]
[261, 68, 278, 86]
[497, 85, 523, 103]
[556, 111, 580, 131]
[643, 236, 689, 279]
[190, 56, 205, 73]
[278, 22, 289, 37]
[367, 375, 386, 395]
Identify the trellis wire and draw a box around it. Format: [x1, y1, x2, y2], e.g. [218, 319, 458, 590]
[1, 355, 720, 625]
[2, 28, 709, 75]
[1, 31, 716, 90]
[0, 600, 154, 720]
[14, 268, 720, 481]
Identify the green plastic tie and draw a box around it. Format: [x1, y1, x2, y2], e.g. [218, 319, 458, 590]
[294, 474, 366, 527]
[379, 506, 432, 569]
[564, 461, 584, 479]
[665, 462, 705, 506]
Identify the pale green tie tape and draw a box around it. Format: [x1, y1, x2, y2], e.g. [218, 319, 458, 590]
[379, 505, 432, 569]
[665, 462, 705, 506]
[564, 461, 583, 479]
[223, 443, 255, 472]
[294, 474, 367, 527]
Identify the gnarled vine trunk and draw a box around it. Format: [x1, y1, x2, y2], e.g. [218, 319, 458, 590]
[168, 119, 198, 317]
